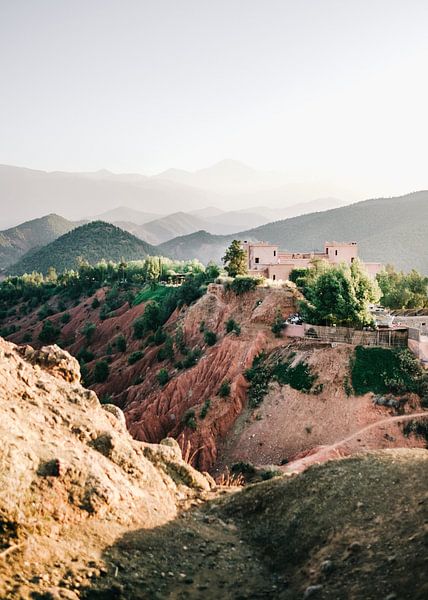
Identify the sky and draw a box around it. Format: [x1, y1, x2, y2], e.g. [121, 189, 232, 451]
[1, 0, 428, 198]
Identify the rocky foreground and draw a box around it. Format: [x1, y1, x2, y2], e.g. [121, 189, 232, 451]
[0, 339, 427, 600]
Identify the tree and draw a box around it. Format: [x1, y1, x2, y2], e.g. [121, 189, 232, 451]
[94, 360, 109, 383]
[143, 256, 161, 284]
[299, 262, 380, 327]
[222, 240, 248, 277]
[39, 319, 60, 344]
[376, 265, 428, 309]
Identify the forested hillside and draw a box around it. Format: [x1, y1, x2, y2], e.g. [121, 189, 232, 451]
[8, 221, 159, 275]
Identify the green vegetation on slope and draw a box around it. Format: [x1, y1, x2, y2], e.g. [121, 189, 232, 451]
[8, 221, 159, 275]
[350, 346, 428, 397]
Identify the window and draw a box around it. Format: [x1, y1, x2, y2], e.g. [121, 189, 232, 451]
[351, 257, 355, 263]
[273, 250, 276, 257]
[255, 257, 259, 264]
[335, 250, 338, 256]
[272, 274, 276, 281]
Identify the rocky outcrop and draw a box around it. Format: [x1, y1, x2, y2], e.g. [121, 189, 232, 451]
[0, 338, 213, 574]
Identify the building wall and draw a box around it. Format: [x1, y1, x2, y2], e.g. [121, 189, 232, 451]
[325, 242, 358, 264]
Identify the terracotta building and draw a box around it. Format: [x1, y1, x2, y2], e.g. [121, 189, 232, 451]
[241, 240, 382, 281]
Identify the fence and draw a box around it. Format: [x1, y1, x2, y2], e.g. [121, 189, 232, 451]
[285, 323, 408, 348]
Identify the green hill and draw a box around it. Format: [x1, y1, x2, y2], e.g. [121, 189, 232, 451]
[159, 191, 428, 273]
[8, 221, 160, 275]
[0, 213, 76, 270]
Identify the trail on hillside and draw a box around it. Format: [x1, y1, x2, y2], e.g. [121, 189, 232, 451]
[284, 411, 428, 474]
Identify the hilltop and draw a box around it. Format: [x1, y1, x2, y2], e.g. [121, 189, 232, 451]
[8, 221, 159, 275]
[0, 213, 76, 270]
[160, 191, 428, 273]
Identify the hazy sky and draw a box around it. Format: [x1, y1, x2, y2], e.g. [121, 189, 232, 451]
[1, 0, 428, 197]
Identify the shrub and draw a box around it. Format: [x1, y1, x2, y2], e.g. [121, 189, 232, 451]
[273, 360, 316, 392]
[22, 332, 32, 343]
[245, 352, 272, 407]
[157, 368, 170, 386]
[351, 346, 424, 396]
[271, 310, 285, 337]
[199, 320, 206, 333]
[225, 318, 241, 335]
[231, 461, 256, 478]
[229, 276, 263, 295]
[91, 297, 100, 309]
[204, 330, 217, 346]
[38, 304, 55, 320]
[154, 327, 167, 346]
[128, 350, 144, 365]
[218, 380, 231, 397]
[115, 334, 127, 352]
[199, 398, 211, 419]
[157, 337, 174, 362]
[93, 360, 109, 383]
[182, 347, 202, 369]
[38, 320, 60, 344]
[61, 312, 71, 324]
[82, 322, 96, 343]
[77, 348, 95, 363]
[182, 408, 197, 431]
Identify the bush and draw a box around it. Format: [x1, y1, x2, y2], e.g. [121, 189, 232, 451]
[182, 408, 197, 431]
[204, 330, 217, 346]
[38, 320, 60, 344]
[77, 347, 95, 363]
[271, 310, 285, 337]
[229, 276, 263, 295]
[245, 352, 272, 407]
[128, 350, 144, 365]
[273, 360, 316, 392]
[157, 337, 174, 362]
[61, 312, 71, 324]
[218, 380, 231, 397]
[91, 297, 100, 309]
[351, 346, 424, 396]
[38, 304, 55, 320]
[182, 347, 202, 369]
[93, 360, 109, 383]
[154, 327, 167, 345]
[115, 335, 127, 352]
[199, 320, 206, 333]
[157, 368, 169, 386]
[225, 318, 241, 335]
[199, 398, 211, 419]
[82, 322, 96, 343]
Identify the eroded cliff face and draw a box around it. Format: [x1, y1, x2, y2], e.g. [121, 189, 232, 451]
[121, 284, 299, 470]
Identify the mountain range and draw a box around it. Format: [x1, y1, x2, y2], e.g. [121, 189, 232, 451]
[1, 190, 427, 276]
[0, 162, 353, 228]
[159, 191, 428, 274]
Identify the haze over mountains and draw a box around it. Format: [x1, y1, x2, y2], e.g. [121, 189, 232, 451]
[0, 161, 353, 229]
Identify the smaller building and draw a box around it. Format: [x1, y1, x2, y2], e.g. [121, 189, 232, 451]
[241, 240, 382, 281]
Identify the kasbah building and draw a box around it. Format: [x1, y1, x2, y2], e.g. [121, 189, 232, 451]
[241, 240, 383, 281]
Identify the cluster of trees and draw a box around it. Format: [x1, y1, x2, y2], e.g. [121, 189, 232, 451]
[293, 259, 381, 328]
[376, 266, 428, 309]
[0, 257, 213, 315]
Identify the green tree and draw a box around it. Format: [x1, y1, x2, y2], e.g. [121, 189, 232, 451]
[39, 319, 60, 344]
[376, 265, 428, 309]
[300, 262, 380, 327]
[222, 240, 248, 277]
[94, 360, 109, 383]
[143, 256, 161, 284]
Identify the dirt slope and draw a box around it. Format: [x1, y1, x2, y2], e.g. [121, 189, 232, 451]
[216, 341, 427, 473]
[80, 449, 428, 600]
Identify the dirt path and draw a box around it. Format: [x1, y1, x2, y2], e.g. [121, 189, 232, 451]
[283, 411, 428, 474]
